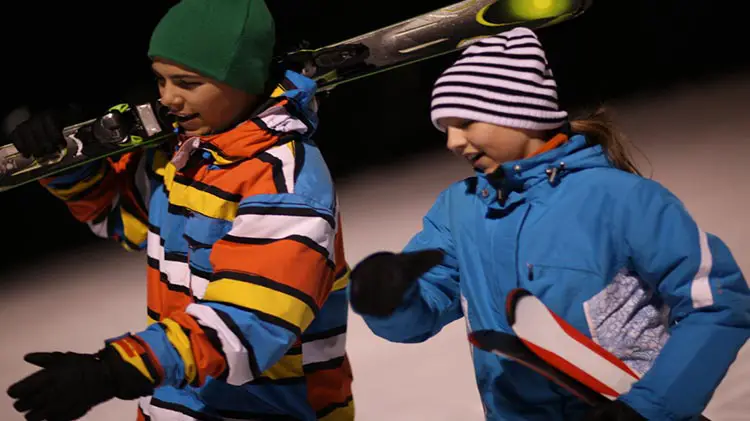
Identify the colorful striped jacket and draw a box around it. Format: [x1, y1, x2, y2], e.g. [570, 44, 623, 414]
[40, 71, 354, 421]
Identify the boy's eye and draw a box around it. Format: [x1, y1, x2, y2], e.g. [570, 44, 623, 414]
[175, 80, 201, 89]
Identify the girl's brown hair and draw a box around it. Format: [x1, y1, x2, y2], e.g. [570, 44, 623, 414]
[570, 106, 646, 177]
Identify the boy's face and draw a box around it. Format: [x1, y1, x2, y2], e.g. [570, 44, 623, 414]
[440, 117, 546, 174]
[152, 58, 259, 136]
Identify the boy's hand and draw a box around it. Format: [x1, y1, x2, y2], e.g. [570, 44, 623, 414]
[8, 110, 67, 158]
[7, 345, 154, 421]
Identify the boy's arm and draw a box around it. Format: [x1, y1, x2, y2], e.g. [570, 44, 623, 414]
[41, 146, 168, 251]
[109, 192, 342, 388]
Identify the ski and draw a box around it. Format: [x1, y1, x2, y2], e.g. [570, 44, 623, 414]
[0, 101, 176, 193]
[470, 288, 712, 421]
[280, 0, 594, 93]
[0, 0, 593, 193]
[468, 329, 609, 406]
[504, 288, 641, 401]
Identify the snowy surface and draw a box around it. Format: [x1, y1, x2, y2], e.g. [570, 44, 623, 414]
[1, 71, 749, 420]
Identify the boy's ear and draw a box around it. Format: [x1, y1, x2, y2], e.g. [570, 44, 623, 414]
[263, 61, 287, 99]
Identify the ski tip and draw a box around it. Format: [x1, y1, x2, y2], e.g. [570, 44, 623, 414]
[467, 329, 506, 351]
[467, 330, 487, 348]
[505, 288, 533, 326]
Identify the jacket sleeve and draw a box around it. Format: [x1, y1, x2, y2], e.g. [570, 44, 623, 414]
[616, 178, 750, 420]
[39, 146, 169, 251]
[357, 189, 463, 344]
[107, 192, 341, 388]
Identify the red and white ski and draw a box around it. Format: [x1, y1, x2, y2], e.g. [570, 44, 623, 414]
[468, 329, 608, 406]
[469, 288, 712, 420]
[505, 288, 640, 400]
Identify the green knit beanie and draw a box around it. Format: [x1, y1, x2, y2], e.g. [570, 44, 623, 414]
[148, 0, 275, 94]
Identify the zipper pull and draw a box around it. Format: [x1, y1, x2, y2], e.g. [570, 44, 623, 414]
[527, 263, 534, 281]
[546, 162, 566, 185]
[545, 167, 558, 184]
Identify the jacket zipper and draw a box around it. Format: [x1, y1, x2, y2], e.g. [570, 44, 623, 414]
[527, 263, 534, 281]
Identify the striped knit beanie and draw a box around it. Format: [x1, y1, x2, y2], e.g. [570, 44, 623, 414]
[430, 27, 568, 132]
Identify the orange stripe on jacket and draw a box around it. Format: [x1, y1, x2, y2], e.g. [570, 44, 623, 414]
[182, 157, 287, 199]
[146, 265, 193, 320]
[210, 238, 336, 309]
[112, 152, 150, 222]
[110, 334, 166, 384]
[40, 163, 119, 222]
[169, 311, 228, 385]
[136, 406, 148, 421]
[306, 355, 354, 413]
[332, 216, 349, 275]
[200, 117, 282, 161]
[40, 150, 150, 223]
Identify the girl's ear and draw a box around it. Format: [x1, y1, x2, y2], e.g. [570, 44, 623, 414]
[559, 120, 573, 137]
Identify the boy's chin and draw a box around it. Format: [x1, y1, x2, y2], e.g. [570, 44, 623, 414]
[182, 126, 212, 136]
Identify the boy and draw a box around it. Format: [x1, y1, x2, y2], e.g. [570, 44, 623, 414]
[6, 1, 355, 420]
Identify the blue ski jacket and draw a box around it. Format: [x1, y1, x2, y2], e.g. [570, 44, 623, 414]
[355, 134, 750, 421]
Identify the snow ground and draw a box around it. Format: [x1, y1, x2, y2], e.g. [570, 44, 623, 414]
[1, 70, 749, 420]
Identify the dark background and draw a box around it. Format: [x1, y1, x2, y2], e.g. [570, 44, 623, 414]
[1, 0, 747, 271]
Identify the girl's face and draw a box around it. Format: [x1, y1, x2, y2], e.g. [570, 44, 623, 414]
[152, 58, 260, 136]
[440, 117, 546, 174]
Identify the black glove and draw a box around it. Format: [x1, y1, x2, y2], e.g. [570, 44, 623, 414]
[582, 400, 647, 421]
[7, 345, 154, 421]
[349, 249, 444, 317]
[7, 109, 69, 158]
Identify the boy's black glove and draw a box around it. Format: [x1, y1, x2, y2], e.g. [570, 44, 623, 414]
[7, 345, 154, 421]
[6, 103, 89, 159]
[349, 249, 444, 317]
[582, 400, 646, 421]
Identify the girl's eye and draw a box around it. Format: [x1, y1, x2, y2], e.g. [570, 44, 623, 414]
[458, 120, 473, 129]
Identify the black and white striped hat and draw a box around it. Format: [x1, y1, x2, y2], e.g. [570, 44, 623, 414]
[430, 27, 568, 132]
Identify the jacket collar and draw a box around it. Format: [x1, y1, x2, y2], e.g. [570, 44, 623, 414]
[472, 134, 612, 208]
[175, 70, 319, 165]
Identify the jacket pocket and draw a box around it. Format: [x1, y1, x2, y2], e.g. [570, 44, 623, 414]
[525, 262, 601, 283]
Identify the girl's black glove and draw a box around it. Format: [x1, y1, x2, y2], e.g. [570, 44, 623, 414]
[349, 249, 444, 317]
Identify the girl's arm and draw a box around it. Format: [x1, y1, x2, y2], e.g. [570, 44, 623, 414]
[616, 178, 750, 420]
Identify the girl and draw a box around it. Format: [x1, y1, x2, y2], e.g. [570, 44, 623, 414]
[348, 26, 750, 421]
[6, 1, 355, 420]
